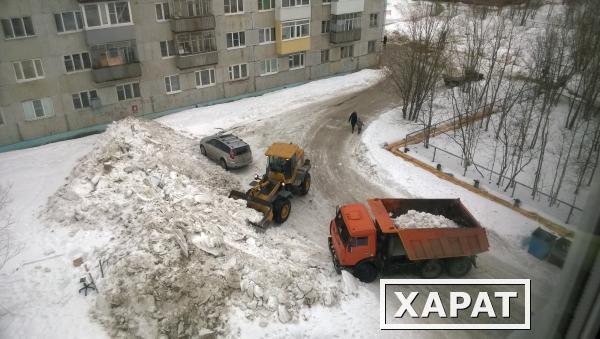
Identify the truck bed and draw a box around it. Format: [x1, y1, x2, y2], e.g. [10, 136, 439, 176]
[367, 198, 489, 260]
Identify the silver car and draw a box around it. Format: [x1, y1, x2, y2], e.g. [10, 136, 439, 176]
[199, 133, 252, 170]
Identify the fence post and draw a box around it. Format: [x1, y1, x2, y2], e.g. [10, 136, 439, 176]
[432, 147, 437, 162]
[566, 205, 574, 224]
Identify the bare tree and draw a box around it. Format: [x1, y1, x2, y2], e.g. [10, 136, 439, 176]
[383, 3, 452, 122]
[527, 19, 574, 198]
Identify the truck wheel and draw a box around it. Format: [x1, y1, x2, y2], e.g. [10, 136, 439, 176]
[353, 262, 377, 283]
[420, 260, 442, 279]
[447, 257, 472, 277]
[274, 198, 291, 224]
[299, 173, 311, 195]
[200, 145, 207, 156]
[220, 158, 228, 170]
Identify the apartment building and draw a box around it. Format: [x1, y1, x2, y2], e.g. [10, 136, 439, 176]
[0, 0, 385, 146]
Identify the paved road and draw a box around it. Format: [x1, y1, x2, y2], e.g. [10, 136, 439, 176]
[230, 79, 556, 338]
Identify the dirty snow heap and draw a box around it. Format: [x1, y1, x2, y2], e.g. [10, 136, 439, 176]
[43, 118, 339, 338]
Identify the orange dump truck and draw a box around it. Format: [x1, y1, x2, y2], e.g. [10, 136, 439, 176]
[328, 198, 490, 282]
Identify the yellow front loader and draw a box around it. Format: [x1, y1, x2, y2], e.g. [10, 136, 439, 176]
[229, 143, 311, 227]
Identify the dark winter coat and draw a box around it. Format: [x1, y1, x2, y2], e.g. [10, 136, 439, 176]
[349, 112, 358, 125]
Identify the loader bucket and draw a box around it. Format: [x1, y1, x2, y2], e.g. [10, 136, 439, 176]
[229, 190, 274, 228]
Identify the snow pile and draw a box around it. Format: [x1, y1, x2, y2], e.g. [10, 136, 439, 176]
[393, 210, 460, 229]
[43, 118, 339, 338]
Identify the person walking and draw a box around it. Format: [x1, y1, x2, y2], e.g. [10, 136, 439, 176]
[383, 35, 387, 47]
[348, 111, 358, 134]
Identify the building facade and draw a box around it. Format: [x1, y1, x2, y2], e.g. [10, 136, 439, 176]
[0, 0, 385, 146]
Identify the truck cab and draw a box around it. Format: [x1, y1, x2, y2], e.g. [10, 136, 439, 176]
[328, 204, 378, 279]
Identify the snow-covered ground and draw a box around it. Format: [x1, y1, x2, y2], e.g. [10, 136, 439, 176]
[0, 17, 570, 336]
[0, 70, 383, 338]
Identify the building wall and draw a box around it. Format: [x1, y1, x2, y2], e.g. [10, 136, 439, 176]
[0, 0, 385, 146]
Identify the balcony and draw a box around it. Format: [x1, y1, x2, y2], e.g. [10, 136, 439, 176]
[170, 15, 215, 32]
[92, 63, 141, 82]
[331, 0, 364, 15]
[276, 4, 311, 21]
[330, 29, 361, 44]
[175, 51, 218, 69]
[276, 37, 311, 55]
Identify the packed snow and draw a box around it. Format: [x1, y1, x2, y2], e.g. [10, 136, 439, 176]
[41, 118, 342, 338]
[393, 210, 460, 229]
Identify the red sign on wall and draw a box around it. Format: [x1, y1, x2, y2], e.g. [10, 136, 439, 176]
[131, 104, 138, 113]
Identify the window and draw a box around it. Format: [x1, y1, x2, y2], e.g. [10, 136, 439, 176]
[281, 19, 309, 40]
[331, 13, 361, 32]
[341, 45, 354, 58]
[82, 1, 132, 28]
[226, 31, 245, 49]
[322, 0, 331, 4]
[320, 49, 329, 63]
[228, 64, 248, 80]
[224, 0, 243, 14]
[54, 11, 84, 33]
[321, 20, 330, 34]
[155, 2, 171, 21]
[195, 69, 216, 87]
[13, 59, 44, 81]
[22, 98, 54, 121]
[288, 53, 304, 69]
[260, 58, 278, 76]
[164, 75, 181, 93]
[368, 40, 376, 53]
[258, 0, 274, 10]
[90, 40, 138, 68]
[72, 90, 98, 109]
[351, 237, 369, 247]
[282, 0, 309, 7]
[116, 82, 141, 101]
[160, 40, 176, 57]
[64, 53, 92, 73]
[176, 31, 216, 55]
[2, 17, 35, 39]
[258, 27, 275, 44]
[369, 13, 378, 27]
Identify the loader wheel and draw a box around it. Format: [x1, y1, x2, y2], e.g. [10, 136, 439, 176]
[299, 173, 311, 195]
[447, 257, 472, 277]
[420, 260, 442, 279]
[200, 145, 206, 156]
[220, 158, 228, 170]
[354, 262, 377, 283]
[274, 198, 291, 224]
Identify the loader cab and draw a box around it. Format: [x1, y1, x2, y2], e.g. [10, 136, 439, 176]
[330, 204, 377, 266]
[265, 143, 303, 183]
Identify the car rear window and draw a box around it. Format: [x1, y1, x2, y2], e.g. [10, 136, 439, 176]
[234, 145, 250, 155]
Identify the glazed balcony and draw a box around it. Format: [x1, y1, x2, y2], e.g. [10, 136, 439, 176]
[175, 51, 218, 69]
[330, 29, 361, 44]
[170, 15, 215, 32]
[331, 0, 364, 15]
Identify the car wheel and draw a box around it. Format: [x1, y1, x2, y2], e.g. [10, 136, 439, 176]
[421, 260, 442, 279]
[353, 262, 377, 283]
[220, 158, 228, 170]
[274, 197, 291, 224]
[200, 145, 207, 156]
[447, 257, 472, 277]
